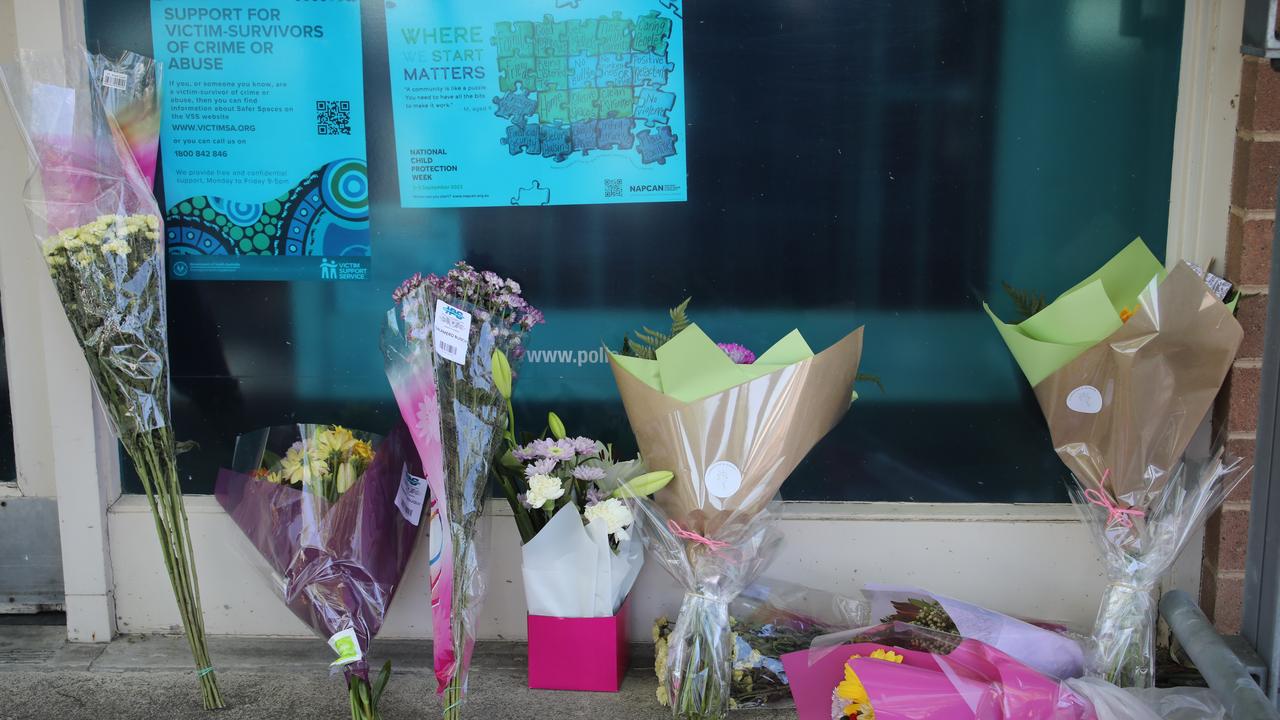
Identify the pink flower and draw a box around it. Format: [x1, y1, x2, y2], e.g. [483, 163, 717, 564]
[717, 342, 756, 364]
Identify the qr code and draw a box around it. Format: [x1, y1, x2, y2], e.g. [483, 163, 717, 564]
[604, 178, 622, 198]
[316, 100, 351, 136]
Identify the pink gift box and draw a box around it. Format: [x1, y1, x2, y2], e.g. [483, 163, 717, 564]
[527, 598, 630, 692]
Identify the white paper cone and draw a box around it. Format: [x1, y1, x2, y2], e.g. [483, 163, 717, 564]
[521, 504, 598, 617]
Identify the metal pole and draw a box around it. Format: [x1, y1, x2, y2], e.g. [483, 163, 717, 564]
[1163, 590, 1280, 719]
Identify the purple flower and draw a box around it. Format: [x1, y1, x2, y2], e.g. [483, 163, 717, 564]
[512, 443, 539, 461]
[525, 457, 558, 477]
[571, 436, 600, 456]
[717, 342, 757, 364]
[585, 487, 605, 506]
[392, 273, 425, 303]
[572, 465, 607, 483]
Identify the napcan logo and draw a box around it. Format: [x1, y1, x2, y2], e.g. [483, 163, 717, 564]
[629, 183, 682, 193]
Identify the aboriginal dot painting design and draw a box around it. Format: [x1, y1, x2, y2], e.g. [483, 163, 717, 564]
[165, 159, 370, 258]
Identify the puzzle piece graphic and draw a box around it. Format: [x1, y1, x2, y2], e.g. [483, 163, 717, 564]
[540, 123, 573, 162]
[596, 12, 633, 55]
[534, 15, 568, 57]
[501, 124, 541, 156]
[635, 86, 676, 126]
[568, 54, 599, 89]
[571, 119, 599, 154]
[635, 125, 677, 165]
[492, 21, 534, 58]
[555, 0, 581, 6]
[597, 116, 635, 150]
[566, 19, 599, 56]
[511, 180, 551, 206]
[632, 51, 675, 87]
[534, 55, 569, 92]
[493, 88, 537, 127]
[497, 55, 535, 92]
[569, 88, 600, 122]
[657, 0, 682, 19]
[596, 53, 632, 87]
[598, 86, 634, 118]
[632, 11, 673, 54]
[537, 89, 570, 125]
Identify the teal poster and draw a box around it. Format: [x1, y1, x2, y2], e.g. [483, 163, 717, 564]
[384, 1, 687, 208]
[151, 0, 370, 281]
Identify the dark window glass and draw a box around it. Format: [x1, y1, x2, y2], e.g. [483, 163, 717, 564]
[85, 0, 1183, 501]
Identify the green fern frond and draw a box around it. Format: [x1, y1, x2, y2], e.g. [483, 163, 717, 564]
[1001, 281, 1047, 321]
[669, 297, 692, 336]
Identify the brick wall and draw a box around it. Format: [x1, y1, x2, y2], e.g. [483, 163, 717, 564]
[1200, 55, 1275, 633]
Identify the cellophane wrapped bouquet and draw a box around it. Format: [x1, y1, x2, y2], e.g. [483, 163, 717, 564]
[863, 585, 1087, 679]
[986, 239, 1249, 686]
[215, 422, 423, 720]
[781, 623, 1175, 720]
[381, 262, 541, 718]
[653, 578, 869, 709]
[1, 50, 222, 707]
[609, 317, 864, 720]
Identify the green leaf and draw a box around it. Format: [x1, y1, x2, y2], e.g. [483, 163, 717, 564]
[372, 660, 392, 708]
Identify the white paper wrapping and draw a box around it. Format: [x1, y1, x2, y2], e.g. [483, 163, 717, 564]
[521, 503, 644, 618]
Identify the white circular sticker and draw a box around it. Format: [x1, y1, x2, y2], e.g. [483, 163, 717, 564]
[1066, 385, 1104, 414]
[705, 461, 743, 499]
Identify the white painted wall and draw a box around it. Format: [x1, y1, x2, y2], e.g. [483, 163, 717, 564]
[109, 496, 1202, 642]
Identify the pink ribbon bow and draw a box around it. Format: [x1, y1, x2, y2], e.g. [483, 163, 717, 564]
[668, 519, 734, 556]
[1085, 469, 1145, 528]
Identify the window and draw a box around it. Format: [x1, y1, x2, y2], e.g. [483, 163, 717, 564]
[88, 0, 1183, 501]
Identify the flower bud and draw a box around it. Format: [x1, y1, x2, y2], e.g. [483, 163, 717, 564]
[548, 411, 566, 439]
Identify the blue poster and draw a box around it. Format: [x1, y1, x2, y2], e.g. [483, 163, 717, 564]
[384, 1, 687, 208]
[151, 0, 370, 281]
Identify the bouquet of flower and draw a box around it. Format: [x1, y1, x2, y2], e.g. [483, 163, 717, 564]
[863, 584, 1087, 679]
[654, 579, 870, 709]
[782, 623, 1167, 720]
[1, 50, 222, 707]
[215, 422, 423, 720]
[503, 413, 672, 619]
[609, 318, 864, 720]
[382, 262, 541, 718]
[986, 239, 1249, 687]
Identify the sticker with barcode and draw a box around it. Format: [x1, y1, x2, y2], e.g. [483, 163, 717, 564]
[433, 300, 471, 365]
[394, 466, 427, 526]
[102, 69, 128, 91]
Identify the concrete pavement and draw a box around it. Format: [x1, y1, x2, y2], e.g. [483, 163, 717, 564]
[0, 626, 796, 719]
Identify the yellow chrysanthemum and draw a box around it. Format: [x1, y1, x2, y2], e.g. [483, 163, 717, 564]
[836, 664, 873, 719]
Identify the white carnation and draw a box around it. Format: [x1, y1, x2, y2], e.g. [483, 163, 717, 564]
[584, 498, 634, 538]
[525, 473, 564, 508]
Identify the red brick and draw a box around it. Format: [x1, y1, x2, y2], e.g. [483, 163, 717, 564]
[1239, 58, 1280, 133]
[1239, 59, 1260, 131]
[1204, 507, 1251, 573]
[1227, 365, 1263, 433]
[1237, 293, 1270, 359]
[1226, 437, 1256, 503]
[1209, 574, 1245, 634]
[1243, 219, 1273, 286]
[1225, 214, 1273, 287]
[1231, 137, 1280, 211]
